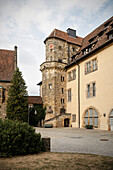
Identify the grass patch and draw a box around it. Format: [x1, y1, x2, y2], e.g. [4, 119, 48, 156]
[0, 152, 113, 170]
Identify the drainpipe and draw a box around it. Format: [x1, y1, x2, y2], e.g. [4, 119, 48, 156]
[78, 64, 80, 128]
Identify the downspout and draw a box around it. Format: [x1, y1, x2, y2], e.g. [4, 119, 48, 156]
[78, 64, 80, 128]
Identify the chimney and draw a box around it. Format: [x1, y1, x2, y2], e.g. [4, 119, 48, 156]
[67, 28, 76, 38]
[14, 46, 17, 70]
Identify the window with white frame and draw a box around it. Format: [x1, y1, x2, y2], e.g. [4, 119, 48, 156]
[87, 82, 96, 98]
[73, 69, 76, 80]
[84, 108, 98, 127]
[85, 58, 98, 74]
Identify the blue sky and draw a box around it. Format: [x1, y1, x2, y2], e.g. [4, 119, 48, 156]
[0, 0, 113, 95]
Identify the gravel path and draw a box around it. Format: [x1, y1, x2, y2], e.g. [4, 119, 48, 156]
[35, 127, 113, 157]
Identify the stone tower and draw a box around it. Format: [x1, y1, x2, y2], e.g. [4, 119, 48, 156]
[40, 28, 82, 127]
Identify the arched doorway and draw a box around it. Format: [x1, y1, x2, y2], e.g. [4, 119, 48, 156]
[64, 118, 69, 127]
[109, 110, 113, 131]
[84, 107, 99, 127]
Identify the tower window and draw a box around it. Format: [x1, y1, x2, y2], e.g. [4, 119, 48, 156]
[62, 88, 64, 94]
[58, 46, 62, 50]
[61, 98, 65, 104]
[61, 76, 64, 82]
[49, 84, 52, 90]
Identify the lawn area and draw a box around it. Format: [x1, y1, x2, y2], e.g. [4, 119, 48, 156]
[0, 152, 113, 170]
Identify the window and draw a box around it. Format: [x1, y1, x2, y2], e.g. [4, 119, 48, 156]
[87, 61, 91, 73]
[72, 114, 76, 122]
[50, 56, 52, 61]
[68, 69, 76, 81]
[87, 84, 90, 98]
[68, 72, 71, 81]
[61, 98, 65, 104]
[109, 110, 113, 131]
[92, 83, 95, 96]
[68, 89, 71, 102]
[73, 70, 76, 80]
[61, 76, 64, 82]
[92, 59, 97, 71]
[72, 47, 76, 52]
[62, 88, 64, 94]
[82, 50, 86, 55]
[58, 46, 62, 50]
[87, 82, 96, 98]
[108, 33, 113, 40]
[49, 84, 52, 90]
[85, 58, 98, 74]
[58, 59, 62, 62]
[84, 107, 98, 127]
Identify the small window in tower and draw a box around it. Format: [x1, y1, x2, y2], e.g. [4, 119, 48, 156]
[58, 59, 62, 62]
[58, 46, 62, 50]
[50, 56, 52, 61]
[50, 49, 53, 52]
[62, 88, 64, 94]
[61, 76, 64, 82]
[61, 98, 65, 104]
[49, 84, 52, 90]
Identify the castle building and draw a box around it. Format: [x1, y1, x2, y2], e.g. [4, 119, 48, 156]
[39, 16, 113, 130]
[0, 47, 17, 119]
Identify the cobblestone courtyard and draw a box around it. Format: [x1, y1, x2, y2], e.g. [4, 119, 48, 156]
[35, 127, 113, 157]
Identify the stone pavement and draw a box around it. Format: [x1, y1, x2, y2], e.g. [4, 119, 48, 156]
[35, 127, 113, 157]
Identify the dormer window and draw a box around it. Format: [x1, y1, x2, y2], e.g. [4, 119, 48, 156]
[108, 33, 113, 40]
[104, 21, 111, 27]
[107, 30, 113, 40]
[82, 50, 86, 55]
[98, 31, 104, 38]
[72, 47, 76, 52]
[89, 36, 96, 43]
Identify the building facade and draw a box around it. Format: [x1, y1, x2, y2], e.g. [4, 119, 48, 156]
[39, 16, 113, 130]
[0, 47, 17, 119]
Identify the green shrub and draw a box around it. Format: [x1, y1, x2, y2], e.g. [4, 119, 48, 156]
[86, 125, 93, 129]
[0, 119, 45, 157]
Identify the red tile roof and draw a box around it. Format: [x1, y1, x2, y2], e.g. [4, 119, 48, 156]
[44, 29, 83, 46]
[28, 96, 43, 104]
[70, 16, 113, 63]
[0, 49, 15, 81]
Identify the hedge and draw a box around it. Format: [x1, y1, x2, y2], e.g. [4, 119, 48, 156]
[0, 119, 45, 157]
